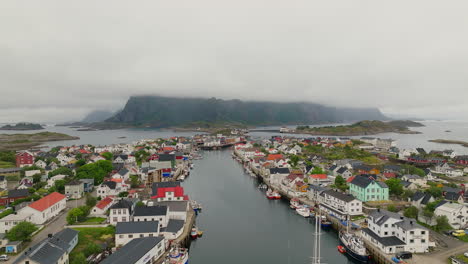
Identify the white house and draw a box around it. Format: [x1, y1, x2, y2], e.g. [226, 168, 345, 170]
[149, 201, 188, 221]
[133, 206, 169, 229]
[91, 197, 115, 217]
[25, 170, 41, 177]
[401, 174, 427, 188]
[109, 199, 134, 225]
[434, 202, 468, 229]
[362, 209, 433, 254]
[97, 181, 128, 198]
[0, 212, 34, 233]
[46, 174, 67, 189]
[318, 190, 362, 220]
[34, 160, 47, 169]
[115, 221, 160, 247]
[18, 192, 66, 225]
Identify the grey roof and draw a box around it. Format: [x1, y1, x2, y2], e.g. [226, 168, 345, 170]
[117, 168, 129, 175]
[308, 184, 327, 192]
[0, 168, 20, 173]
[412, 192, 433, 205]
[101, 237, 164, 264]
[322, 190, 356, 202]
[65, 180, 82, 186]
[163, 219, 185, 233]
[383, 164, 402, 172]
[110, 199, 134, 211]
[269, 167, 290, 174]
[445, 192, 462, 201]
[350, 176, 373, 188]
[369, 209, 426, 231]
[152, 201, 188, 212]
[328, 165, 338, 172]
[134, 205, 168, 217]
[336, 167, 348, 174]
[158, 154, 175, 162]
[362, 228, 405, 246]
[400, 180, 412, 188]
[102, 181, 117, 189]
[8, 189, 30, 198]
[116, 221, 159, 234]
[49, 228, 78, 253]
[403, 174, 422, 180]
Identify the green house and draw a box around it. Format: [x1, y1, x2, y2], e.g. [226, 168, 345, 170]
[349, 176, 389, 202]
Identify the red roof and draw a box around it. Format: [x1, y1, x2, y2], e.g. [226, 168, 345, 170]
[346, 176, 356, 183]
[28, 192, 65, 212]
[162, 147, 175, 152]
[267, 154, 283, 161]
[79, 149, 91, 154]
[96, 197, 113, 209]
[310, 174, 328, 180]
[383, 173, 396, 178]
[151, 186, 189, 200]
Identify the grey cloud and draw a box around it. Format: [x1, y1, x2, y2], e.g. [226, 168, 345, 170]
[1, 0, 468, 122]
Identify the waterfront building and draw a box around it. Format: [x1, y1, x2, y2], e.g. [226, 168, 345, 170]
[115, 221, 160, 247]
[361, 209, 433, 254]
[318, 190, 362, 220]
[349, 175, 389, 202]
[133, 206, 168, 229]
[101, 237, 166, 264]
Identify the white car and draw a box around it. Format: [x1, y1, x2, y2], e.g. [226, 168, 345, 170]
[464, 252, 468, 258]
[0, 255, 9, 261]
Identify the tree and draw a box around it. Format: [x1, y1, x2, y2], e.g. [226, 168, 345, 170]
[75, 159, 86, 167]
[49, 167, 74, 177]
[52, 179, 66, 193]
[118, 192, 129, 198]
[86, 194, 97, 208]
[334, 175, 348, 191]
[6, 222, 37, 241]
[425, 200, 441, 212]
[136, 201, 145, 207]
[76, 160, 113, 185]
[310, 166, 325, 175]
[101, 152, 113, 161]
[404, 206, 419, 219]
[400, 165, 425, 177]
[71, 253, 87, 264]
[130, 175, 140, 188]
[426, 186, 443, 198]
[385, 178, 404, 196]
[387, 204, 398, 212]
[32, 173, 42, 184]
[0, 151, 15, 163]
[67, 207, 85, 225]
[422, 208, 434, 221]
[289, 155, 300, 168]
[434, 215, 452, 232]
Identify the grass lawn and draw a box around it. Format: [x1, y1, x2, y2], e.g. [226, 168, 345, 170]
[0, 161, 14, 168]
[351, 215, 366, 221]
[70, 226, 115, 260]
[456, 235, 468, 242]
[455, 254, 468, 262]
[79, 217, 106, 224]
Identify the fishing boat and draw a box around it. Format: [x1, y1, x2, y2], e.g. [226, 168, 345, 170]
[339, 217, 371, 263]
[166, 246, 189, 264]
[296, 206, 310, 218]
[266, 189, 281, 200]
[290, 198, 301, 209]
[190, 227, 199, 239]
[320, 215, 332, 229]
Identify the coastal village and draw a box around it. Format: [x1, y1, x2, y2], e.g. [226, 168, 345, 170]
[0, 130, 467, 263]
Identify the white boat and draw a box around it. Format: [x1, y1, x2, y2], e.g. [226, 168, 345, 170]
[296, 206, 310, 218]
[339, 231, 371, 263]
[179, 175, 185, 181]
[290, 198, 300, 209]
[166, 246, 189, 264]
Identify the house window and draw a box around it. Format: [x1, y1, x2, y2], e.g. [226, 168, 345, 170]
[410, 231, 414, 235]
[119, 235, 123, 238]
[140, 234, 144, 238]
[421, 231, 426, 235]
[128, 235, 133, 238]
[422, 239, 426, 243]
[384, 232, 388, 235]
[410, 239, 414, 243]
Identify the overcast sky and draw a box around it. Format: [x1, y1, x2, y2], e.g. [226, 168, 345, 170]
[1, 0, 468, 123]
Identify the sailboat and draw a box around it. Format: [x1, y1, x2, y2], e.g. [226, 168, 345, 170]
[311, 211, 326, 264]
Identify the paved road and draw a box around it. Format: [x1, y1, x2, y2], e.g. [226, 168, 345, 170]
[6, 198, 85, 264]
[409, 231, 468, 263]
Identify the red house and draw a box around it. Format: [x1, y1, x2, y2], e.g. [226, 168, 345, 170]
[15, 151, 34, 168]
[455, 156, 468, 165]
[0, 189, 30, 206]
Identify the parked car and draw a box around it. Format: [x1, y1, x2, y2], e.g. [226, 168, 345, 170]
[464, 252, 468, 258]
[452, 230, 465, 237]
[0, 255, 9, 261]
[396, 251, 412, 259]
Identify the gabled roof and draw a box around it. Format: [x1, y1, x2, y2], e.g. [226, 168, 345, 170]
[133, 205, 168, 217]
[322, 190, 356, 202]
[310, 174, 328, 180]
[336, 167, 348, 174]
[151, 182, 180, 196]
[116, 221, 159, 234]
[28, 192, 65, 212]
[8, 189, 30, 198]
[100, 237, 164, 264]
[110, 199, 134, 211]
[269, 167, 290, 174]
[101, 181, 117, 189]
[95, 197, 114, 210]
[163, 219, 185, 233]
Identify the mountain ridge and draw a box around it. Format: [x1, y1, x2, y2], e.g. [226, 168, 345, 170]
[101, 95, 388, 128]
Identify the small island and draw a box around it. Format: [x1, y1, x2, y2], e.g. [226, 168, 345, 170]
[0, 122, 44, 130]
[429, 139, 468, 148]
[295, 120, 424, 136]
[0, 132, 79, 151]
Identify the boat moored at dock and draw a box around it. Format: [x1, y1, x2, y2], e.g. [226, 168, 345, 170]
[165, 246, 189, 264]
